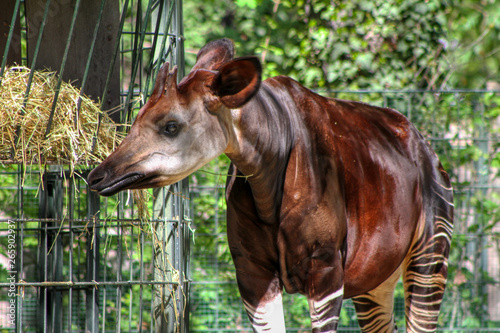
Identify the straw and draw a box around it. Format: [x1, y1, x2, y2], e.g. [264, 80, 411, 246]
[0, 66, 123, 170]
[0, 66, 150, 216]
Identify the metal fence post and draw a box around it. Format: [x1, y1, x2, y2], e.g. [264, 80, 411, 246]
[473, 97, 490, 323]
[153, 186, 176, 333]
[38, 172, 64, 333]
[179, 178, 191, 332]
[86, 187, 101, 333]
[151, 1, 187, 329]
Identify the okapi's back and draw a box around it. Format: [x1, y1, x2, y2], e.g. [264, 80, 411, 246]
[267, 76, 452, 297]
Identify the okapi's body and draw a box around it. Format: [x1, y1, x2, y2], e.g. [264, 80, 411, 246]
[88, 39, 453, 333]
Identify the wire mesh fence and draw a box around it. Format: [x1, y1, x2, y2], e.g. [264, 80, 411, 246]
[188, 90, 500, 332]
[1, 0, 190, 332]
[0, 168, 191, 332]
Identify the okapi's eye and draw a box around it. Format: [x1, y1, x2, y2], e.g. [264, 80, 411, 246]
[164, 121, 179, 136]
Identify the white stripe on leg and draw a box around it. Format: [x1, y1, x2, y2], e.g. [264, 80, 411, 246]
[309, 287, 344, 332]
[242, 293, 286, 333]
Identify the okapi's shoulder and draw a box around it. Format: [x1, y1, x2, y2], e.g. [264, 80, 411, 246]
[263, 75, 329, 104]
[261, 76, 417, 152]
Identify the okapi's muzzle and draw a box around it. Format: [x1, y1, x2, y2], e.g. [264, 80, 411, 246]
[88, 167, 145, 196]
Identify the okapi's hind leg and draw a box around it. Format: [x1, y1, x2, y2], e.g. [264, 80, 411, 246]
[403, 177, 454, 333]
[352, 265, 402, 333]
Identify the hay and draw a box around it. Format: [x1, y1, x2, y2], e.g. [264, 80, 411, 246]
[0, 66, 152, 218]
[0, 66, 124, 169]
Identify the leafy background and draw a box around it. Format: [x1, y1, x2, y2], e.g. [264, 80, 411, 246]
[184, 0, 499, 90]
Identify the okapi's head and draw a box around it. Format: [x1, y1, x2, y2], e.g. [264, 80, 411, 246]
[88, 39, 261, 196]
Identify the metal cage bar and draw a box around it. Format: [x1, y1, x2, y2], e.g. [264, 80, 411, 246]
[0, 1, 189, 332]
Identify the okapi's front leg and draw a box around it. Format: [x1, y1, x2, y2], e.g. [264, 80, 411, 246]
[236, 266, 286, 332]
[305, 250, 345, 333]
[308, 287, 344, 332]
[226, 171, 286, 332]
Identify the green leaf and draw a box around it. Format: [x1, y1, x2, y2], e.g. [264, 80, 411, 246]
[355, 53, 375, 70]
[235, 0, 258, 9]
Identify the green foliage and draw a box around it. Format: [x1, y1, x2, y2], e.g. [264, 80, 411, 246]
[185, 0, 452, 90]
[184, 0, 499, 90]
[444, 0, 500, 88]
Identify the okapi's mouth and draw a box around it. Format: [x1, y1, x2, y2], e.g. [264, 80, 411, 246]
[90, 172, 145, 197]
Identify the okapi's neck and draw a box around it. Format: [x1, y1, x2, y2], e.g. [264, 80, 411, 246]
[226, 83, 297, 223]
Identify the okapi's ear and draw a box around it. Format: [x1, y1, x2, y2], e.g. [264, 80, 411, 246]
[211, 56, 262, 109]
[149, 62, 170, 105]
[191, 38, 235, 71]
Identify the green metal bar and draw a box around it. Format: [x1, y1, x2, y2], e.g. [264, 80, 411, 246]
[145, 0, 176, 96]
[175, 0, 185, 78]
[116, 220, 123, 333]
[123, 0, 145, 126]
[91, 0, 130, 154]
[0, 0, 21, 81]
[122, 0, 155, 127]
[17, 220, 24, 330]
[158, 1, 176, 61]
[12, 0, 53, 157]
[142, 0, 165, 98]
[139, 218, 145, 333]
[75, 0, 108, 129]
[125, 0, 176, 132]
[0, 280, 181, 288]
[128, 223, 134, 333]
[44, 0, 83, 138]
[25, 0, 53, 94]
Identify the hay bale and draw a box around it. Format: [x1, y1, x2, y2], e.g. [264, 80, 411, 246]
[0, 66, 152, 219]
[0, 66, 124, 169]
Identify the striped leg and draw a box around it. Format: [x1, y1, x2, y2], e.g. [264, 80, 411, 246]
[403, 205, 453, 332]
[236, 272, 286, 333]
[242, 292, 286, 332]
[307, 286, 344, 332]
[305, 248, 345, 332]
[399, 165, 454, 332]
[352, 265, 402, 333]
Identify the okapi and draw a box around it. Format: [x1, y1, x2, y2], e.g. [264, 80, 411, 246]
[88, 39, 454, 333]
